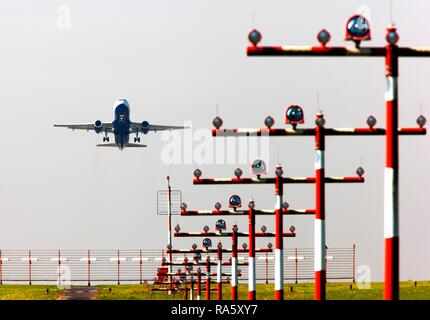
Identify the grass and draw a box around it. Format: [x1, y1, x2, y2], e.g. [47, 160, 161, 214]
[0, 282, 428, 300]
[97, 281, 430, 300]
[0, 285, 61, 300]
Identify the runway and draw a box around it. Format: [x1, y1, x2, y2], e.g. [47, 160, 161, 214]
[57, 286, 99, 300]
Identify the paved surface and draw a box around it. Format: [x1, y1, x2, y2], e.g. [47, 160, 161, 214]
[57, 286, 99, 300]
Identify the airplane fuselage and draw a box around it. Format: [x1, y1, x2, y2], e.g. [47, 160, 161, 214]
[112, 102, 131, 150]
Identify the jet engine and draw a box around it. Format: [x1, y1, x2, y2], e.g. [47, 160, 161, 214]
[141, 121, 150, 134]
[94, 120, 103, 134]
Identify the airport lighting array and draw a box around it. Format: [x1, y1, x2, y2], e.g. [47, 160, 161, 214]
[172, 223, 287, 300]
[180, 196, 311, 299]
[243, 14, 429, 300]
[167, 242, 272, 300]
[192, 162, 364, 300]
[163, 246, 247, 300]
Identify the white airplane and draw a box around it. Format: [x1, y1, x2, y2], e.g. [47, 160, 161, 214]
[54, 98, 188, 150]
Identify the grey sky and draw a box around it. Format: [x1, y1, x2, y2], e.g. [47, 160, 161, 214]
[0, 0, 429, 282]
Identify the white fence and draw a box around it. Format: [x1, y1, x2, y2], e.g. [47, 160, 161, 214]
[0, 247, 355, 285]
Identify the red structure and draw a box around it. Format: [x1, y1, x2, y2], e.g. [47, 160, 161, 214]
[181, 200, 307, 300]
[231, 225, 238, 300]
[245, 21, 429, 300]
[197, 268, 202, 300]
[216, 242, 223, 300]
[174, 224, 286, 300]
[193, 165, 363, 300]
[166, 243, 271, 300]
[248, 202, 256, 300]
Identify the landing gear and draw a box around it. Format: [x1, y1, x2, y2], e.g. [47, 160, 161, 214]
[134, 132, 140, 143]
[103, 130, 109, 142]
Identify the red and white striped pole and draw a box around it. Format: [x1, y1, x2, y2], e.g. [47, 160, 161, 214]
[315, 112, 326, 300]
[167, 176, 173, 294]
[197, 268, 202, 300]
[206, 256, 211, 300]
[384, 26, 399, 300]
[217, 242, 223, 300]
[248, 200, 256, 300]
[274, 165, 284, 300]
[231, 224, 238, 300]
[183, 277, 188, 300]
[190, 276, 194, 300]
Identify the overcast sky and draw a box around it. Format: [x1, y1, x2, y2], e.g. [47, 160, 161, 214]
[0, 0, 429, 282]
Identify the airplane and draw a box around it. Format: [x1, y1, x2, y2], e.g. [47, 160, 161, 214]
[54, 98, 188, 150]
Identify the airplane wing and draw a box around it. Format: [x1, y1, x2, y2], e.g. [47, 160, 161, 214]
[129, 122, 188, 133]
[53, 123, 114, 132]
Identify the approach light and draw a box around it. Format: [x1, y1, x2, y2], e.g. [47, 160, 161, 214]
[193, 252, 201, 261]
[212, 116, 223, 129]
[317, 29, 331, 47]
[242, 243, 248, 250]
[248, 29, 262, 46]
[203, 225, 210, 233]
[232, 225, 239, 233]
[217, 242, 222, 249]
[177, 268, 182, 274]
[285, 105, 304, 128]
[356, 166, 365, 177]
[234, 168, 243, 178]
[248, 200, 255, 210]
[345, 14, 371, 47]
[260, 225, 267, 233]
[202, 238, 212, 249]
[417, 115, 427, 128]
[315, 113, 326, 127]
[174, 224, 181, 233]
[166, 244, 172, 250]
[281, 202, 289, 210]
[193, 169, 202, 179]
[264, 116, 275, 128]
[251, 159, 267, 177]
[184, 257, 189, 263]
[267, 242, 273, 249]
[180, 202, 187, 211]
[386, 28, 399, 45]
[228, 195, 242, 209]
[275, 166, 283, 177]
[192, 243, 198, 250]
[366, 115, 377, 128]
[215, 219, 227, 231]
[289, 226, 296, 233]
[214, 202, 222, 211]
